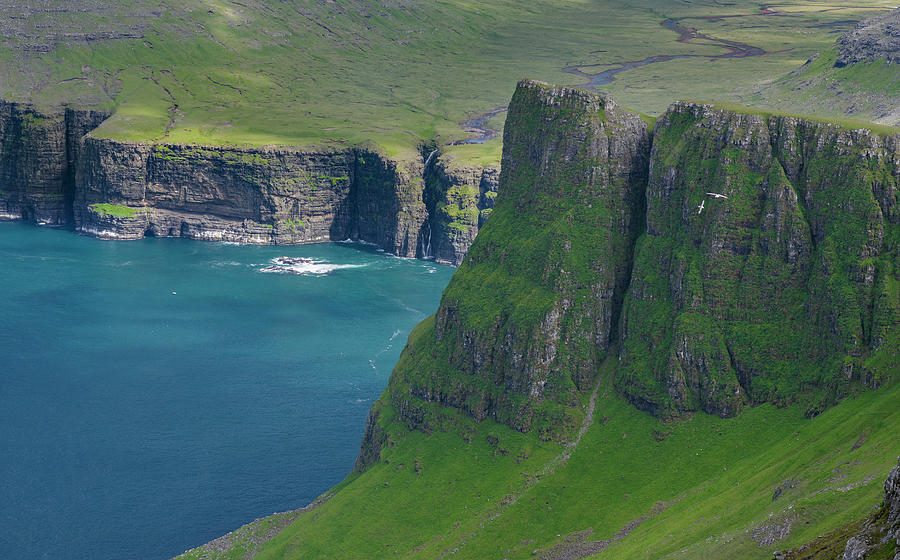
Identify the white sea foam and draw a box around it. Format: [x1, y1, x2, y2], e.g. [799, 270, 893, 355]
[211, 260, 243, 268]
[259, 256, 366, 276]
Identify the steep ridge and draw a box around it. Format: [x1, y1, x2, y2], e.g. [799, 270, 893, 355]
[0, 101, 496, 263]
[363, 81, 898, 453]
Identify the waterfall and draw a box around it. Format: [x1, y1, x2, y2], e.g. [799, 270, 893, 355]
[424, 149, 438, 169]
[420, 148, 437, 260]
[419, 222, 433, 259]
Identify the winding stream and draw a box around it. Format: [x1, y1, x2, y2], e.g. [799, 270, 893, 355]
[560, 5, 876, 89]
[562, 14, 775, 89]
[449, 6, 871, 156]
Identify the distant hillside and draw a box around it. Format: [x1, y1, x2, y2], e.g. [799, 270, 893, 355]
[0, 0, 894, 159]
[747, 8, 900, 125]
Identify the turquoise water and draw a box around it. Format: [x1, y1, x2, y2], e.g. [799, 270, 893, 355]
[0, 222, 454, 559]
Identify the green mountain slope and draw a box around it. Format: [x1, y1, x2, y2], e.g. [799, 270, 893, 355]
[178, 366, 900, 560]
[1, 1, 895, 159]
[175, 82, 899, 559]
[746, 8, 900, 126]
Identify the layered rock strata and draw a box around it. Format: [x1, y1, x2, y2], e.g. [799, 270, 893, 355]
[0, 101, 495, 262]
[0, 101, 107, 224]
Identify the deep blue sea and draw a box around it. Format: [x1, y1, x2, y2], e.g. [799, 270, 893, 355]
[0, 222, 454, 559]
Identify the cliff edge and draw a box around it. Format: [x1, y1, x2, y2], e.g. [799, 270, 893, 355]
[0, 102, 498, 264]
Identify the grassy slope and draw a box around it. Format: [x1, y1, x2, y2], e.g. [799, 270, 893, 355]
[743, 46, 900, 125]
[2, 1, 896, 160]
[180, 363, 899, 559]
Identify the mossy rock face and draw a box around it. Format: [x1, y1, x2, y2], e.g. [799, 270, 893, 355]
[374, 86, 898, 447]
[384, 80, 651, 440]
[617, 102, 900, 419]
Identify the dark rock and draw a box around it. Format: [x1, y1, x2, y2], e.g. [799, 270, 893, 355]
[0, 99, 497, 261]
[836, 8, 900, 67]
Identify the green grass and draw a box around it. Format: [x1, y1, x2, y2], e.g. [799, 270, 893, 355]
[200, 365, 900, 559]
[702, 98, 900, 136]
[88, 203, 143, 218]
[2, 1, 895, 162]
[745, 46, 900, 125]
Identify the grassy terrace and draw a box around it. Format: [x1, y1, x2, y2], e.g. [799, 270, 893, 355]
[1, 0, 896, 160]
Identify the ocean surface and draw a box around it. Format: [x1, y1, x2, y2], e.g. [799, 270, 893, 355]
[0, 222, 454, 560]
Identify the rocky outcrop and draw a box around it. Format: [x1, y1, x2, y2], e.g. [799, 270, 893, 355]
[0, 99, 497, 261]
[836, 8, 900, 67]
[357, 83, 898, 461]
[780, 456, 900, 560]
[617, 102, 899, 419]
[383, 80, 650, 439]
[843, 456, 900, 560]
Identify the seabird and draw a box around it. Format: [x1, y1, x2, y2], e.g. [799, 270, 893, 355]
[706, 192, 728, 199]
[698, 199, 705, 214]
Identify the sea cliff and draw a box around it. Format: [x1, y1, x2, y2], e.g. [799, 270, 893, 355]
[360, 80, 899, 461]
[0, 103, 498, 264]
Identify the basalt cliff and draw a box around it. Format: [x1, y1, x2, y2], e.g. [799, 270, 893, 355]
[0, 102, 497, 265]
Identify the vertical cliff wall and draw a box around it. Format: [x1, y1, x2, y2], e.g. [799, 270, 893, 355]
[72, 139, 490, 256]
[617, 103, 899, 419]
[0, 100, 495, 261]
[421, 156, 499, 265]
[0, 102, 106, 224]
[360, 82, 898, 464]
[382, 80, 650, 440]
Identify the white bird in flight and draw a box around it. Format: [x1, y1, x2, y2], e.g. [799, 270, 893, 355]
[706, 192, 729, 199]
[698, 199, 705, 214]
